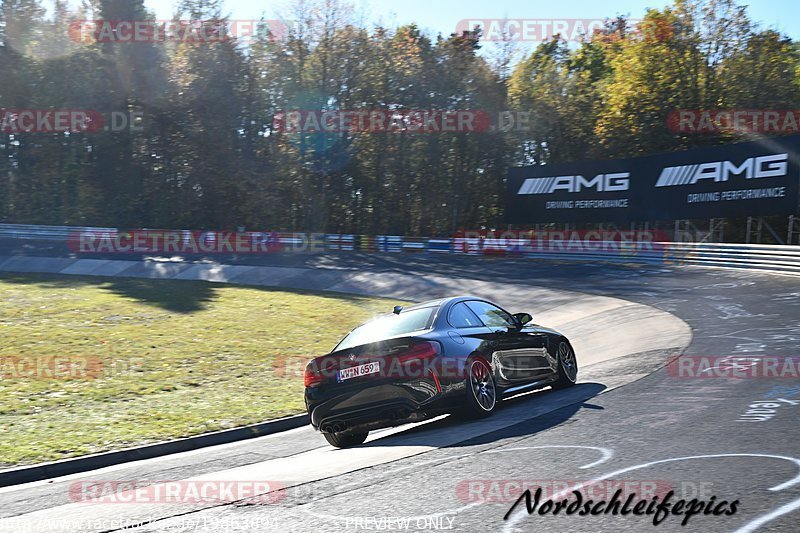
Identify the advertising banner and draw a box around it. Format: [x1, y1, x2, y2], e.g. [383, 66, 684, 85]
[506, 135, 800, 223]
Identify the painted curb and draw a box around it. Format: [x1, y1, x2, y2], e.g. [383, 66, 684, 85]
[0, 414, 309, 488]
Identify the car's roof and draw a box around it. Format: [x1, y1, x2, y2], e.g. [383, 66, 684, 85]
[333, 296, 500, 351]
[399, 298, 446, 312]
[399, 296, 487, 313]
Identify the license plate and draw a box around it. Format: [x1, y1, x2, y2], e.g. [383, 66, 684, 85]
[337, 362, 380, 382]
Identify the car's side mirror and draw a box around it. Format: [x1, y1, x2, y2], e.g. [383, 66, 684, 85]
[513, 313, 533, 327]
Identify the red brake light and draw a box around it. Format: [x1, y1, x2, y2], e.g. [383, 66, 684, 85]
[304, 363, 323, 388]
[305, 357, 335, 388]
[395, 341, 440, 364]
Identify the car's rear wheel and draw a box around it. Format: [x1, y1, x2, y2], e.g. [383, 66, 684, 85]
[462, 358, 497, 418]
[323, 431, 368, 448]
[552, 340, 578, 389]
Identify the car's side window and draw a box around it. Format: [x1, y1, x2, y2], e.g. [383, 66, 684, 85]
[465, 301, 516, 328]
[447, 302, 484, 329]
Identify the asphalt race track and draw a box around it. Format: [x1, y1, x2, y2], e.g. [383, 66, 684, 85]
[0, 246, 799, 533]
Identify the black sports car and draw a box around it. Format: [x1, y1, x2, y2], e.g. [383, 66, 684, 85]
[304, 296, 578, 447]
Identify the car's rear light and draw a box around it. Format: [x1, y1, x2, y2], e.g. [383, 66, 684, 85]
[395, 341, 440, 364]
[390, 341, 442, 387]
[304, 363, 323, 388]
[304, 357, 335, 388]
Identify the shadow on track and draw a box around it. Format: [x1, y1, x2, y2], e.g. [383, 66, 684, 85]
[358, 383, 607, 449]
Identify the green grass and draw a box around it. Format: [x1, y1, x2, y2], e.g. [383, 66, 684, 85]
[0, 273, 406, 467]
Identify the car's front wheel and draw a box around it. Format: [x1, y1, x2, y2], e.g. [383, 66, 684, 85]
[462, 358, 497, 418]
[324, 431, 368, 448]
[552, 340, 578, 389]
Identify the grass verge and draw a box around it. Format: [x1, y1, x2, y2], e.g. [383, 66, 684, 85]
[0, 272, 405, 466]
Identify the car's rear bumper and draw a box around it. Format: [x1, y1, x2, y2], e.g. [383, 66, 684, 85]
[306, 380, 447, 433]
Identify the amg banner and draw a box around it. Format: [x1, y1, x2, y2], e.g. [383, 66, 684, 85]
[506, 135, 800, 223]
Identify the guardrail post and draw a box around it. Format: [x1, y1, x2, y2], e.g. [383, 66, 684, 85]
[705, 218, 725, 244]
[757, 218, 763, 244]
[745, 217, 752, 244]
[674, 220, 692, 242]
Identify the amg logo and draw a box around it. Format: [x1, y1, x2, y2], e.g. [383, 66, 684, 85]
[656, 153, 788, 187]
[517, 173, 630, 195]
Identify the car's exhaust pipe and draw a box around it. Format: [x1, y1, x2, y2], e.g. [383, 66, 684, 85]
[322, 421, 347, 433]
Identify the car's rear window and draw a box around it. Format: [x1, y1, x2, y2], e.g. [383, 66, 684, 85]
[334, 307, 436, 351]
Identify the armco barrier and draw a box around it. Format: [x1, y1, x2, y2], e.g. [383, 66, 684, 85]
[0, 224, 798, 276]
[0, 223, 111, 240]
[376, 235, 403, 253]
[326, 234, 355, 251]
[655, 242, 800, 275]
[359, 234, 377, 252]
[401, 237, 428, 253]
[427, 239, 452, 253]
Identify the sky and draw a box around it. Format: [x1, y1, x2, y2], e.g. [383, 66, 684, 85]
[133, 0, 800, 42]
[51, 0, 800, 54]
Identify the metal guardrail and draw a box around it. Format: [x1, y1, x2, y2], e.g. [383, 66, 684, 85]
[654, 242, 800, 275]
[0, 223, 113, 240]
[0, 223, 798, 276]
